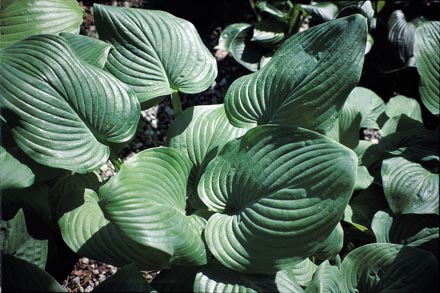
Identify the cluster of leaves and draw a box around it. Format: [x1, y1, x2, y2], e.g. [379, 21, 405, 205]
[1, 0, 439, 292]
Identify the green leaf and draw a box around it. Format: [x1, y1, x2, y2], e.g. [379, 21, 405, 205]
[2, 254, 66, 292]
[252, 20, 285, 48]
[313, 222, 344, 261]
[345, 87, 386, 129]
[58, 188, 171, 269]
[341, 243, 438, 292]
[0, 0, 83, 48]
[305, 260, 341, 293]
[94, 263, 156, 292]
[99, 147, 207, 266]
[385, 95, 423, 122]
[0, 145, 34, 189]
[326, 102, 362, 149]
[215, 23, 252, 52]
[414, 21, 440, 115]
[300, 2, 339, 21]
[1, 209, 48, 269]
[93, 4, 217, 105]
[354, 165, 373, 190]
[277, 258, 317, 288]
[225, 15, 367, 133]
[382, 157, 439, 215]
[60, 32, 113, 69]
[199, 125, 357, 272]
[371, 210, 393, 243]
[150, 266, 199, 293]
[0, 35, 140, 173]
[167, 104, 249, 209]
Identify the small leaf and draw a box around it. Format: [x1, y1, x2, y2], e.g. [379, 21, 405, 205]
[93, 4, 217, 105]
[60, 32, 113, 69]
[2, 254, 66, 292]
[199, 125, 357, 272]
[300, 2, 339, 22]
[414, 21, 440, 115]
[385, 95, 423, 122]
[0, 0, 83, 48]
[382, 157, 439, 215]
[341, 243, 438, 292]
[215, 23, 252, 51]
[225, 15, 367, 133]
[371, 210, 393, 243]
[0, 146, 34, 189]
[345, 87, 386, 129]
[277, 258, 317, 288]
[229, 24, 266, 72]
[305, 260, 341, 293]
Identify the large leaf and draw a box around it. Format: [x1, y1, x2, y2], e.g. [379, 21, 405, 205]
[98, 147, 207, 266]
[414, 21, 440, 115]
[225, 14, 367, 133]
[305, 260, 341, 293]
[340, 243, 438, 292]
[198, 125, 357, 272]
[0, 35, 140, 173]
[382, 157, 439, 215]
[0, 145, 34, 189]
[0, 0, 83, 48]
[2, 254, 66, 292]
[167, 104, 249, 209]
[93, 4, 217, 105]
[94, 263, 155, 292]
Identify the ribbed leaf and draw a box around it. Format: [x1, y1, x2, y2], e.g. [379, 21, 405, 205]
[371, 210, 393, 243]
[2, 254, 66, 292]
[382, 157, 439, 215]
[314, 223, 344, 261]
[167, 104, 249, 209]
[414, 21, 440, 115]
[99, 147, 207, 265]
[0, 146, 34, 189]
[252, 20, 285, 48]
[225, 15, 367, 133]
[300, 2, 339, 21]
[60, 32, 113, 69]
[341, 243, 439, 292]
[385, 95, 422, 122]
[93, 4, 217, 105]
[58, 188, 171, 270]
[94, 264, 155, 292]
[199, 125, 357, 272]
[277, 258, 317, 288]
[305, 260, 341, 293]
[230, 24, 265, 72]
[345, 87, 386, 129]
[215, 23, 252, 51]
[0, 35, 140, 173]
[0, 0, 83, 48]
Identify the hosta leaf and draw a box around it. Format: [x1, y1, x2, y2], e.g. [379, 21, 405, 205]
[382, 157, 439, 215]
[199, 125, 357, 272]
[150, 266, 199, 293]
[194, 262, 279, 293]
[385, 95, 422, 122]
[354, 165, 373, 190]
[2, 209, 48, 269]
[0, 0, 83, 48]
[230, 24, 265, 72]
[300, 2, 339, 22]
[0, 35, 140, 173]
[326, 103, 361, 149]
[60, 32, 113, 69]
[215, 23, 252, 52]
[340, 243, 438, 292]
[371, 210, 393, 243]
[252, 20, 285, 48]
[277, 258, 317, 288]
[0, 145, 34, 189]
[414, 21, 440, 115]
[345, 87, 386, 129]
[99, 147, 207, 265]
[313, 222, 344, 261]
[2, 254, 66, 292]
[305, 260, 341, 293]
[93, 4, 217, 105]
[167, 104, 249, 209]
[58, 188, 171, 269]
[225, 15, 367, 133]
[94, 263, 155, 292]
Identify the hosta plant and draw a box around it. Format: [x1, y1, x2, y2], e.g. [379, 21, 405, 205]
[1, 1, 438, 292]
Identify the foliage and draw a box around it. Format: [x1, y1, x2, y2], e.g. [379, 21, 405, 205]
[0, 0, 438, 292]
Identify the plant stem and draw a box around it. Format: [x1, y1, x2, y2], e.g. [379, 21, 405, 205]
[110, 153, 121, 171]
[171, 91, 183, 117]
[249, 0, 261, 21]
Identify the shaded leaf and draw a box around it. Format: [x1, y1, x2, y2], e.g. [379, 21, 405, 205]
[385, 95, 422, 122]
[354, 165, 374, 190]
[215, 23, 252, 51]
[150, 266, 199, 293]
[314, 222, 344, 261]
[345, 87, 386, 129]
[0, 145, 34, 190]
[305, 260, 341, 293]
[300, 1, 339, 22]
[276, 258, 317, 288]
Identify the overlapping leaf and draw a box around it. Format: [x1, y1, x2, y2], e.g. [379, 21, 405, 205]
[385, 95, 422, 122]
[98, 147, 207, 266]
[93, 4, 217, 105]
[0, 0, 83, 48]
[167, 104, 249, 209]
[199, 125, 357, 272]
[300, 2, 338, 21]
[414, 21, 440, 115]
[305, 261, 341, 293]
[345, 87, 386, 129]
[382, 157, 439, 215]
[0, 35, 140, 173]
[225, 15, 367, 133]
[341, 243, 438, 292]
[0, 146, 34, 189]
[276, 258, 317, 288]
[94, 264, 155, 292]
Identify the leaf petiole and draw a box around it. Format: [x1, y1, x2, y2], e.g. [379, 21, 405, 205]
[171, 91, 183, 118]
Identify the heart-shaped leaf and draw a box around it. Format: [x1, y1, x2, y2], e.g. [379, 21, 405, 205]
[167, 104, 249, 209]
[340, 243, 438, 292]
[98, 147, 207, 266]
[93, 4, 217, 105]
[225, 15, 367, 133]
[0, 146, 34, 189]
[0, 35, 140, 173]
[382, 157, 439, 215]
[60, 32, 113, 69]
[414, 21, 440, 115]
[199, 125, 357, 272]
[0, 0, 83, 48]
[305, 260, 341, 293]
